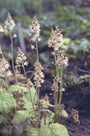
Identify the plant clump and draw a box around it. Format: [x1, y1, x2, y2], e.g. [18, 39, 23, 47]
[0, 13, 81, 136]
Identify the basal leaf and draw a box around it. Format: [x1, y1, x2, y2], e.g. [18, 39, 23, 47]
[9, 85, 29, 93]
[41, 113, 54, 126]
[25, 87, 38, 103]
[49, 123, 69, 136]
[39, 126, 51, 136]
[0, 92, 16, 113]
[0, 114, 7, 124]
[22, 97, 33, 110]
[28, 128, 39, 136]
[12, 110, 32, 125]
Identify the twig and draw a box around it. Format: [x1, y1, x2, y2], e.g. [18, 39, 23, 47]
[78, 68, 90, 74]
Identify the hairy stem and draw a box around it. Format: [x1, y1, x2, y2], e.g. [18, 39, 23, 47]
[10, 32, 15, 74]
[59, 66, 63, 107]
[54, 51, 59, 120]
[35, 40, 41, 127]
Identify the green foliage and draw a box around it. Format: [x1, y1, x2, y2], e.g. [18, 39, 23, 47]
[57, 37, 90, 61]
[9, 85, 38, 103]
[28, 128, 39, 136]
[64, 73, 90, 87]
[68, 38, 90, 60]
[0, 92, 16, 124]
[41, 112, 55, 126]
[0, 92, 16, 114]
[0, 0, 60, 19]
[0, 114, 7, 124]
[0, 0, 25, 18]
[49, 123, 69, 136]
[29, 123, 69, 136]
[9, 84, 29, 93]
[25, 87, 38, 103]
[1, 4, 90, 135]
[39, 125, 51, 136]
[12, 110, 33, 125]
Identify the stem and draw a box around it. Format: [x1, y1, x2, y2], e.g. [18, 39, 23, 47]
[36, 40, 39, 62]
[35, 40, 41, 127]
[15, 66, 18, 84]
[54, 51, 59, 119]
[59, 66, 63, 107]
[38, 104, 40, 128]
[5, 71, 8, 91]
[10, 32, 15, 74]
[44, 116, 46, 125]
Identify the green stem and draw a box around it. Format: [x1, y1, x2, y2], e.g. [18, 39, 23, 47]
[35, 40, 41, 127]
[54, 51, 59, 119]
[10, 32, 15, 74]
[44, 116, 46, 125]
[5, 71, 8, 91]
[59, 66, 63, 107]
[36, 40, 39, 62]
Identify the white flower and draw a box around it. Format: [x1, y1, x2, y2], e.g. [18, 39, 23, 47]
[48, 26, 63, 51]
[34, 60, 44, 88]
[16, 47, 28, 66]
[29, 16, 41, 42]
[0, 25, 4, 32]
[4, 13, 15, 32]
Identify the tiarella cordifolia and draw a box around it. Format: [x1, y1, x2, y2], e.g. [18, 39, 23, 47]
[34, 59, 44, 88]
[16, 47, 28, 66]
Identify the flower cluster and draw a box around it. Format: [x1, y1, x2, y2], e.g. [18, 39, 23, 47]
[34, 60, 44, 88]
[48, 26, 63, 51]
[29, 16, 41, 42]
[0, 46, 3, 54]
[0, 57, 12, 77]
[51, 74, 60, 91]
[0, 25, 4, 33]
[4, 13, 15, 32]
[56, 53, 68, 67]
[0, 57, 10, 71]
[16, 47, 28, 66]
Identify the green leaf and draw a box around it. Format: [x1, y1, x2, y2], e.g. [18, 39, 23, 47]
[39, 126, 51, 136]
[28, 128, 39, 136]
[49, 123, 69, 136]
[12, 110, 33, 125]
[22, 97, 33, 110]
[25, 87, 38, 103]
[9, 85, 38, 103]
[0, 114, 7, 124]
[0, 92, 16, 113]
[29, 123, 69, 136]
[9, 85, 29, 93]
[41, 113, 55, 126]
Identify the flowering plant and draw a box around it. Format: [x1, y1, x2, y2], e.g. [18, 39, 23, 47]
[0, 14, 80, 136]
